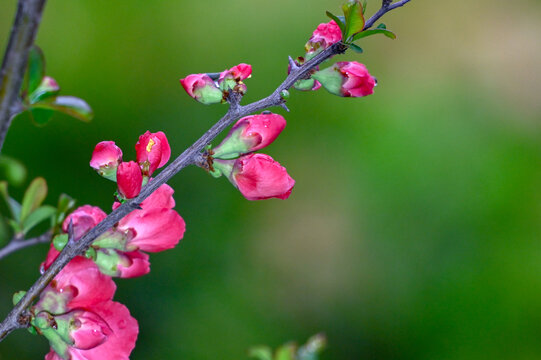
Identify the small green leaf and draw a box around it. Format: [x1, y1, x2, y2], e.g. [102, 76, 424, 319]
[342, 0, 365, 41]
[28, 76, 60, 104]
[23, 46, 45, 96]
[8, 219, 22, 234]
[361, 0, 367, 14]
[22, 205, 56, 234]
[325, 11, 345, 34]
[275, 344, 296, 360]
[352, 28, 396, 42]
[53, 234, 69, 251]
[0, 155, 27, 186]
[20, 177, 48, 222]
[377, 23, 387, 29]
[0, 181, 21, 221]
[12, 291, 27, 305]
[31, 96, 93, 122]
[349, 43, 364, 53]
[29, 108, 55, 126]
[55, 193, 76, 227]
[248, 347, 273, 360]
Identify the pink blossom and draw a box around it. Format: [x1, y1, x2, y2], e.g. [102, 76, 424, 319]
[179, 74, 223, 105]
[135, 131, 171, 176]
[45, 301, 138, 360]
[117, 161, 143, 199]
[218, 63, 252, 82]
[62, 205, 107, 241]
[222, 153, 295, 200]
[305, 20, 342, 56]
[116, 184, 185, 252]
[116, 251, 150, 278]
[89, 141, 123, 180]
[337, 61, 376, 97]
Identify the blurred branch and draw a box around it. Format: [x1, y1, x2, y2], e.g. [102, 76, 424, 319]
[0, 0, 47, 153]
[0, 231, 52, 260]
[365, 0, 411, 30]
[0, 1, 411, 342]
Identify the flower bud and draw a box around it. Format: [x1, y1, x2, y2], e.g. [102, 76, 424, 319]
[305, 20, 342, 60]
[117, 161, 143, 199]
[90, 141, 123, 181]
[312, 61, 376, 97]
[214, 153, 295, 200]
[213, 113, 286, 159]
[180, 74, 223, 105]
[218, 63, 252, 93]
[62, 205, 107, 241]
[135, 131, 171, 176]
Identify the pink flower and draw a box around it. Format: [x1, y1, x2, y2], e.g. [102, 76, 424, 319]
[213, 113, 287, 159]
[62, 205, 107, 241]
[312, 61, 376, 97]
[116, 184, 185, 252]
[215, 154, 295, 200]
[218, 63, 252, 83]
[305, 20, 342, 57]
[180, 74, 223, 105]
[117, 161, 143, 199]
[89, 141, 123, 181]
[44, 301, 138, 360]
[116, 251, 150, 278]
[135, 131, 171, 176]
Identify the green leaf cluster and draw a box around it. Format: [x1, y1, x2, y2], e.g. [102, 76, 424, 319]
[249, 334, 326, 360]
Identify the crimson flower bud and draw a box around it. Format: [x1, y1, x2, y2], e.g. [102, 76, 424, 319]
[180, 74, 223, 105]
[218, 63, 252, 93]
[305, 20, 342, 60]
[135, 131, 171, 176]
[213, 113, 286, 159]
[117, 161, 143, 199]
[90, 141, 123, 181]
[312, 61, 376, 97]
[214, 154, 295, 200]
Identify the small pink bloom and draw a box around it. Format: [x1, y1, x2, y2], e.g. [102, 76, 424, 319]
[117, 251, 150, 278]
[227, 153, 295, 200]
[89, 141, 123, 180]
[117, 161, 143, 199]
[180, 74, 223, 105]
[62, 205, 107, 241]
[305, 20, 342, 56]
[57, 310, 112, 350]
[45, 301, 138, 360]
[218, 63, 252, 82]
[337, 61, 376, 97]
[213, 113, 286, 159]
[135, 131, 171, 176]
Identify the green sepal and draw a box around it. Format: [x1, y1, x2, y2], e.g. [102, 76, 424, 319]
[22, 205, 56, 234]
[20, 177, 48, 223]
[53, 234, 69, 251]
[93, 230, 129, 251]
[351, 28, 396, 41]
[212, 127, 251, 160]
[85, 246, 97, 260]
[95, 164, 118, 182]
[12, 291, 27, 305]
[195, 86, 224, 105]
[31, 96, 94, 122]
[212, 159, 235, 180]
[93, 248, 121, 277]
[342, 0, 365, 42]
[209, 166, 222, 178]
[312, 67, 343, 96]
[27, 326, 38, 335]
[294, 78, 318, 91]
[325, 11, 346, 34]
[36, 317, 70, 360]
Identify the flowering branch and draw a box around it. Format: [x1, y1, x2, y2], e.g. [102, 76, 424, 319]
[0, 0, 411, 343]
[0, 231, 51, 260]
[0, 0, 47, 152]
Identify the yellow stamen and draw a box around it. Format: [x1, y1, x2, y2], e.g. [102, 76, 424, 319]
[146, 139, 156, 152]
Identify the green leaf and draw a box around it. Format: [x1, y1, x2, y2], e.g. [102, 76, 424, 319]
[31, 96, 94, 122]
[248, 346, 273, 360]
[349, 43, 364, 53]
[377, 23, 387, 29]
[352, 28, 397, 41]
[275, 344, 296, 360]
[22, 205, 56, 234]
[325, 11, 345, 34]
[28, 76, 60, 104]
[361, 0, 367, 14]
[0, 181, 21, 221]
[297, 334, 327, 360]
[342, 0, 365, 41]
[29, 108, 55, 126]
[0, 155, 27, 186]
[8, 219, 22, 234]
[23, 46, 45, 96]
[55, 193, 76, 227]
[20, 177, 48, 222]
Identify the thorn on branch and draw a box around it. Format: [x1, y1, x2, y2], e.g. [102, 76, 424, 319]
[129, 202, 143, 210]
[280, 103, 290, 112]
[382, 0, 392, 8]
[67, 219, 75, 244]
[288, 56, 300, 71]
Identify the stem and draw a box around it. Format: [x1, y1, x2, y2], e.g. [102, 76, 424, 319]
[0, 0, 411, 341]
[0, 232, 52, 260]
[364, 0, 411, 30]
[0, 0, 47, 153]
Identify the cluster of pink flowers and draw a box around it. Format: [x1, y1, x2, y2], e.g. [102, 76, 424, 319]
[210, 113, 295, 200]
[180, 63, 252, 105]
[35, 131, 185, 359]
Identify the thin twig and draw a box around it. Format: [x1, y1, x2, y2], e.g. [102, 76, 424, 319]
[0, 232, 52, 260]
[0, 0, 411, 341]
[0, 0, 47, 153]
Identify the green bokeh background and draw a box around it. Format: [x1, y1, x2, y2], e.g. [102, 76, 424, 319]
[1, 0, 540, 359]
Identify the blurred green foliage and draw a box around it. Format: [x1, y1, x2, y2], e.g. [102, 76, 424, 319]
[0, 0, 540, 359]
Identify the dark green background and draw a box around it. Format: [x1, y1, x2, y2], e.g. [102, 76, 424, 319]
[0, 0, 540, 359]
